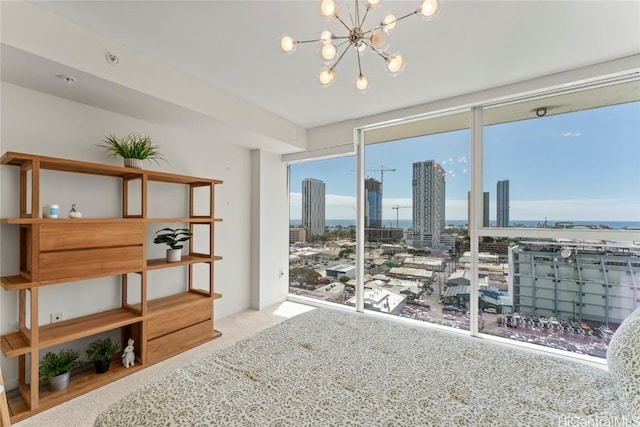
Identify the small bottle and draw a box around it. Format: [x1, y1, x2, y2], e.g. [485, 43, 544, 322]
[49, 204, 59, 218]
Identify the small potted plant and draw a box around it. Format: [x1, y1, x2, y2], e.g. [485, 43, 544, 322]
[39, 348, 81, 391]
[153, 227, 193, 262]
[86, 338, 120, 374]
[98, 133, 165, 169]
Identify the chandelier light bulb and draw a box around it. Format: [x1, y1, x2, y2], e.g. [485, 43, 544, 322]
[355, 74, 369, 92]
[386, 54, 405, 75]
[366, 0, 381, 9]
[320, 30, 333, 44]
[382, 15, 397, 32]
[280, 35, 296, 53]
[321, 43, 337, 61]
[370, 29, 389, 52]
[318, 68, 336, 86]
[420, 0, 440, 18]
[320, 0, 337, 18]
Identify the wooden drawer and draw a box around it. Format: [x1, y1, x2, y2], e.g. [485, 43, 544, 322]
[147, 300, 211, 340]
[38, 246, 144, 281]
[147, 320, 213, 364]
[39, 222, 144, 251]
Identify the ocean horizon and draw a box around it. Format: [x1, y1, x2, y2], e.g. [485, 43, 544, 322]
[290, 219, 640, 230]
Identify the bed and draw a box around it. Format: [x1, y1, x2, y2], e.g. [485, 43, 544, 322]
[94, 306, 640, 426]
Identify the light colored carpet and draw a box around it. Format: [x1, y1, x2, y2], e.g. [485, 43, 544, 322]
[93, 306, 621, 427]
[14, 302, 311, 427]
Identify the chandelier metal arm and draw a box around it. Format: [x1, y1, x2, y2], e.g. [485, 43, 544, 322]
[391, 9, 420, 24]
[362, 10, 419, 36]
[330, 42, 352, 71]
[359, 7, 371, 29]
[335, 14, 353, 33]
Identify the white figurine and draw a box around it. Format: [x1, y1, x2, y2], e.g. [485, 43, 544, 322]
[68, 203, 82, 219]
[121, 338, 135, 368]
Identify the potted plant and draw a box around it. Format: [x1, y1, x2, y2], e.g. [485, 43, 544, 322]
[86, 338, 120, 374]
[153, 227, 193, 262]
[39, 348, 81, 391]
[98, 133, 165, 169]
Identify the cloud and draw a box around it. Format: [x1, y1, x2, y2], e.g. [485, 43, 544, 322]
[292, 193, 638, 222]
[509, 198, 638, 221]
[562, 131, 582, 137]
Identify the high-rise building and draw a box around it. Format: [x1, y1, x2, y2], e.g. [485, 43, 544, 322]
[302, 178, 325, 238]
[365, 178, 382, 228]
[467, 191, 490, 227]
[497, 179, 510, 227]
[410, 160, 445, 249]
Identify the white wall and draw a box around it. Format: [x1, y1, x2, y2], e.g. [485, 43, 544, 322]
[250, 149, 289, 310]
[0, 82, 262, 386]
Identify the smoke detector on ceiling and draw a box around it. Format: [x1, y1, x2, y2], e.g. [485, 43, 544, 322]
[57, 74, 76, 85]
[105, 53, 120, 65]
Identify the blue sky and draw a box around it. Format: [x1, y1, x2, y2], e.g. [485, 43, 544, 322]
[290, 101, 640, 222]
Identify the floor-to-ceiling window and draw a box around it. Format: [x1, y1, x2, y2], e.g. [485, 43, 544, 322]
[361, 111, 473, 327]
[287, 78, 640, 360]
[288, 155, 358, 307]
[478, 80, 640, 357]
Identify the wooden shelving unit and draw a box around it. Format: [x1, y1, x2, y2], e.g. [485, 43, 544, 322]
[0, 152, 223, 422]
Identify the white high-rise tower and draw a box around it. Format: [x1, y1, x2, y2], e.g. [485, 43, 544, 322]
[302, 178, 326, 238]
[410, 160, 445, 249]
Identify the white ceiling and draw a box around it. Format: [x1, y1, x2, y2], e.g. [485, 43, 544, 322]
[20, 0, 640, 129]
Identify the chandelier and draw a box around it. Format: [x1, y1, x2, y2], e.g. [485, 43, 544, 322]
[280, 0, 441, 92]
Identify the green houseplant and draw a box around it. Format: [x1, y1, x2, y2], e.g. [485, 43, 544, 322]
[98, 133, 165, 169]
[39, 348, 81, 391]
[86, 338, 120, 374]
[154, 227, 193, 262]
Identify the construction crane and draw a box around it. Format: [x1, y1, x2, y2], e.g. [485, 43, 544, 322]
[365, 166, 396, 192]
[391, 205, 411, 228]
[351, 166, 397, 226]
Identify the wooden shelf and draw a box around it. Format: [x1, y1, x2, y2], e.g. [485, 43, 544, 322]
[6, 361, 145, 423]
[38, 309, 141, 350]
[2, 218, 145, 224]
[1, 152, 144, 179]
[1, 218, 219, 224]
[0, 275, 30, 290]
[146, 254, 221, 269]
[1, 151, 222, 421]
[0, 307, 145, 357]
[1, 152, 222, 185]
[1, 332, 30, 357]
[145, 217, 215, 223]
[146, 170, 222, 185]
[1, 268, 145, 291]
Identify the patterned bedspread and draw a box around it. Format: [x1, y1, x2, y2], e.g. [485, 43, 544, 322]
[94, 308, 622, 426]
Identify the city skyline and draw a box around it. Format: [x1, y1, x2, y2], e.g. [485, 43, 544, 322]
[290, 101, 640, 223]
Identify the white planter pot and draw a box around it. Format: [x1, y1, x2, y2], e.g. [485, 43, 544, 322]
[49, 372, 70, 391]
[123, 158, 143, 169]
[167, 248, 182, 262]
